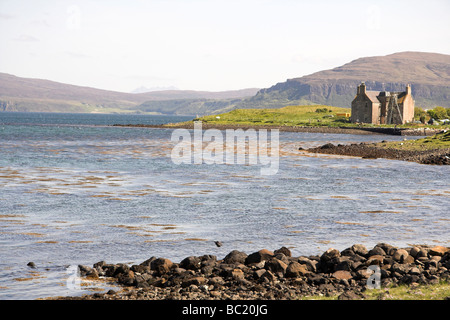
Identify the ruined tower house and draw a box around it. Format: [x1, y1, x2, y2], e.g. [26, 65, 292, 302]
[351, 82, 415, 124]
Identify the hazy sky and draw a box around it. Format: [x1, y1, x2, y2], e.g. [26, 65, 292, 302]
[1, 0, 449, 92]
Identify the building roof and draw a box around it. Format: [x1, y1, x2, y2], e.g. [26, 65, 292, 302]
[365, 91, 381, 103]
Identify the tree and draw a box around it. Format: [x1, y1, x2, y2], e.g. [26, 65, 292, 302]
[427, 107, 447, 120]
[414, 107, 427, 120]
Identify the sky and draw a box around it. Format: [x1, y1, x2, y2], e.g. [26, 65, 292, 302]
[0, 0, 449, 93]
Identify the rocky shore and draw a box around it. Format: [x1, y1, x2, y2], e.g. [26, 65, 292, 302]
[305, 143, 450, 165]
[113, 123, 444, 136]
[55, 243, 450, 300]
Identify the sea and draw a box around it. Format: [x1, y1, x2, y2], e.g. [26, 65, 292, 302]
[0, 112, 448, 300]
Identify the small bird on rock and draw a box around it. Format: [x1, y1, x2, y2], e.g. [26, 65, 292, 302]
[214, 241, 223, 247]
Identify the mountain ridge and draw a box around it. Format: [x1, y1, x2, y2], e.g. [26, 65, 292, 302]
[1, 51, 449, 115]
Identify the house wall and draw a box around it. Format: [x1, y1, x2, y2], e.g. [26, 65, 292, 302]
[402, 94, 415, 123]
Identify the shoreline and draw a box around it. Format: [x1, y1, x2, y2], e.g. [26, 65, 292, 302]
[112, 123, 445, 136]
[305, 143, 450, 165]
[52, 243, 450, 300]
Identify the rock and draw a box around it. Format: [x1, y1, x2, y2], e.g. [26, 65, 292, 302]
[332, 270, 353, 280]
[27, 262, 36, 269]
[253, 269, 267, 279]
[231, 269, 245, 280]
[150, 258, 173, 274]
[285, 262, 310, 278]
[368, 246, 386, 257]
[180, 256, 202, 270]
[245, 249, 274, 265]
[182, 276, 206, 288]
[265, 258, 287, 277]
[429, 246, 450, 257]
[338, 291, 364, 300]
[351, 244, 368, 257]
[409, 247, 421, 258]
[274, 247, 291, 257]
[297, 256, 317, 272]
[140, 256, 157, 267]
[366, 255, 384, 266]
[223, 250, 248, 264]
[260, 270, 276, 282]
[335, 257, 352, 271]
[321, 248, 340, 262]
[117, 270, 135, 286]
[393, 249, 409, 263]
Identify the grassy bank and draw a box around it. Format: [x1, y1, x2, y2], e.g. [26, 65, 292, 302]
[193, 105, 352, 127]
[376, 130, 450, 151]
[303, 281, 450, 300]
[167, 105, 448, 131]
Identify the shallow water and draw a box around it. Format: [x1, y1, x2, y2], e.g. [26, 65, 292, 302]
[0, 112, 448, 300]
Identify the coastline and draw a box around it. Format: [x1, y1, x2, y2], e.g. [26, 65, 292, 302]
[112, 123, 444, 136]
[52, 243, 450, 300]
[305, 142, 450, 165]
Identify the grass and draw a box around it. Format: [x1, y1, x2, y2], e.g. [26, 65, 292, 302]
[301, 281, 450, 300]
[168, 104, 449, 130]
[375, 130, 450, 151]
[187, 105, 353, 127]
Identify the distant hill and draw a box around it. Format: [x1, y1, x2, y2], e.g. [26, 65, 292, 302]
[0, 72, 259, 114]
[1, 52, 448, 115]
[248, 51, 450, 109]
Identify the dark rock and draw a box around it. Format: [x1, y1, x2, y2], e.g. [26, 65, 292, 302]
[393, 249, 409, 262]
[338, 291, 364, 300]
[265, 258, 288, 277]
[117, 270, 135, 286]
[274, 247, 292, 257]
[297, 256, 317, 272]
[140, 256, 157, 267]
[180, 256, 202, 270]
[245, 249, 274, 265]
[285, 262, 310, 278]
[150, 258, 173, 274]
[368, 246, 386, 257]
[351, 244, 368, 257]
[27, 262, 36, 269]
[223, 250, 248, 264]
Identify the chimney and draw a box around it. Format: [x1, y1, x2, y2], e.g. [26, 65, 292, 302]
[406, 84, 411, 95]
[358, 82, 366, 95]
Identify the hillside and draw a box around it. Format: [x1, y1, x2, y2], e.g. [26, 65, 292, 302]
[0, 72, 258, 113]
[249, 52, 450, 109]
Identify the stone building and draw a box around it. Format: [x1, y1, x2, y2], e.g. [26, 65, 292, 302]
[351, 82, 415, 124]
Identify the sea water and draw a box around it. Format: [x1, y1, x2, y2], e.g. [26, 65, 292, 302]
[0, 112, 448, 299]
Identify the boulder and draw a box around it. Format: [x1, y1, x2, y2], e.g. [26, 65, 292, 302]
[393, 249, 409, 263]
[230, 268, 245, 280]
[182, 276, 206, 288]
[150, 258, 173, 274]
[274, 247, 292, 257]
[285, 262, 310, 278]
[265, 258, 288, 277]
[429, 246, 450, 257]
[180, 256, 202, 270]
[245, 249, 274, 265]
[223, 250, 248, 264]
[321, 248, 340, 262]
[332, 270, 353, 280]
[297, 256, 317, 272]
[351, 244, 368, 257]
[368, 246, 386, 257]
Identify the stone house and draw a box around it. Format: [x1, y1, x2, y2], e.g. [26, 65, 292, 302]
[351, 82, 415, 124]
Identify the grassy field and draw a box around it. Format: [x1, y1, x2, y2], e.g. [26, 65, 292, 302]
[375, 130, 450, 151]
[302, 281, 450, 300]
[193, 105, 352, 127]
[180, 105, 448, 130]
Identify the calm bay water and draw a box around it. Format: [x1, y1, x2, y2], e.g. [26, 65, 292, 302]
[0, 112, 449, 300]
